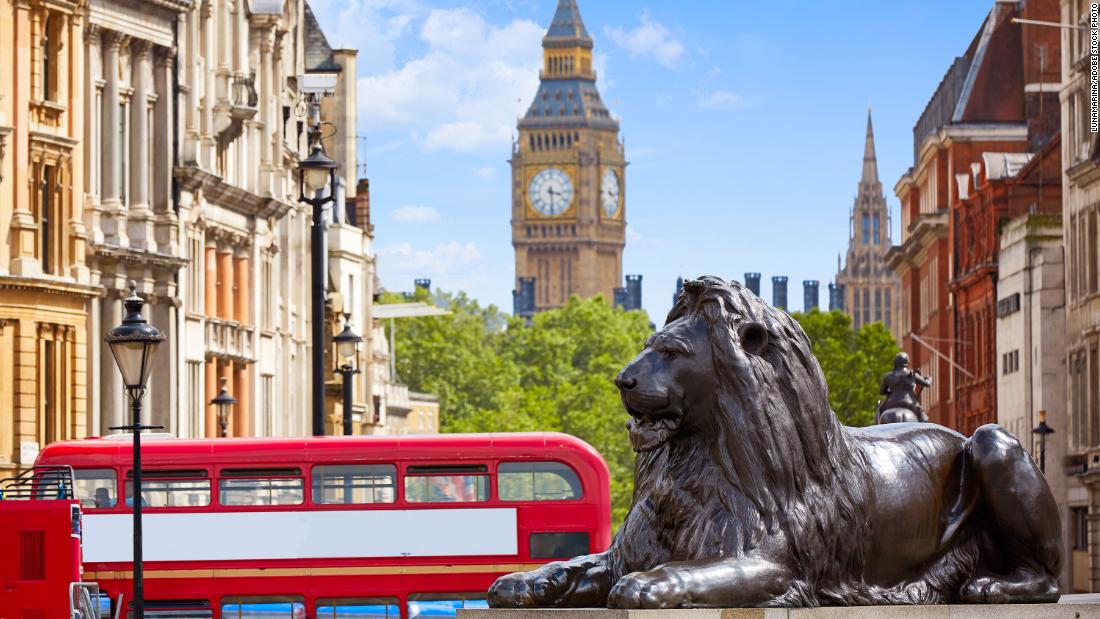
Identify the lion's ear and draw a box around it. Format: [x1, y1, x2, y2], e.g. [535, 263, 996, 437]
[739, 322, 769, 356]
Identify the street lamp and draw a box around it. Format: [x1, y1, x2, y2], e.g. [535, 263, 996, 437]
[333, 313, 362, 436]
[1032, 409, 1055, 474]
[104, 282, 166, 619]
[210, 377, 237, 438]
[297, 112, 338, 437]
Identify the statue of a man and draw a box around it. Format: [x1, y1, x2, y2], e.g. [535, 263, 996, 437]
[877, 352, 931, 423]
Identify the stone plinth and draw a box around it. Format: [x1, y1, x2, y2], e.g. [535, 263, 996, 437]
[460, 597, 1100, 619]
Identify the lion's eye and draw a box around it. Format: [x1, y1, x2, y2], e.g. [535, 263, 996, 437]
[660, 349, 678, 360]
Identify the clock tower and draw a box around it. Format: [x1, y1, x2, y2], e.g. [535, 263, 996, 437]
[512, 0, 626, 314]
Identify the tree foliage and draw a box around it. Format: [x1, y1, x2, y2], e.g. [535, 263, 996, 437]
[386, 293, 896, 527]
[383, 289, 651, 527]
[790, 309, 899, 427]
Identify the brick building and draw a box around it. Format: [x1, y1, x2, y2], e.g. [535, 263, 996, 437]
[886, 0, 1060, 430]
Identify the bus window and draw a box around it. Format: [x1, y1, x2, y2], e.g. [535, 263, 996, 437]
[221, 596, 305, 618]
[529, 532, 589, 558]
[125, 470, 210, 508]
[407, 594, 487, 619]
[312, 465, 396, 505]
[316, 597, 400, 619]
[404, 465, 489, 503]
[497, 462, 582, 501]
[219, 468, 304, 506]
[73, 469, 117, 509]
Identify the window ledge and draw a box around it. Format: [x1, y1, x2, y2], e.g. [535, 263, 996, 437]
[31, 99, 68, 113]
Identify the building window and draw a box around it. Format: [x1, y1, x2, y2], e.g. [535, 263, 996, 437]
[1072, 507, 1088, 551]
[862, 289, 871, 327]
[1002, 350, 1020, 375]
[873, 213, 881, 245]
[40, 15, 60, 102]
[261, 374, 274, 436]
[188, 236, 203, 314]
[862, 213, 870, 245]
[874, 289, 882, 323]
[885, 288, 892, 329]
[262, 258, 274, 329]
[37, 165, 60, 274]
[1090, 209, 1099, 296]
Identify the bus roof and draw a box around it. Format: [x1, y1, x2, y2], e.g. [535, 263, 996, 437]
[34, 432, 609, 475]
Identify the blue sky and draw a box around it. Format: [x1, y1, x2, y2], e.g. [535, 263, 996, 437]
[309, 0, 993, 321]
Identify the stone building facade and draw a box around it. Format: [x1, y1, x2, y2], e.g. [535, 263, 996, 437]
[173, 0, 366, 438]
[0, 0, 99, 474]
[994, 213, 1076, 589]
[1060, 0, 1100, 594]
[835, 111, 899, 333]
[82, 0, 191, 438]
[511, 0, 627, 312]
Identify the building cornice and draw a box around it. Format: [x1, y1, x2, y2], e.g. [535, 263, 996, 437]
[885, 212, 949, 271]
[0, 275, 102, 299]
[89, 242, 188, 270]
[175, 164, 293, 220]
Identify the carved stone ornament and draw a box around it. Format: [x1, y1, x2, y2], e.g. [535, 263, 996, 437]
[489, 276, 1062, 608]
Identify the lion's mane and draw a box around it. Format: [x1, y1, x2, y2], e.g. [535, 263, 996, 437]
[633, 276, 877, 606]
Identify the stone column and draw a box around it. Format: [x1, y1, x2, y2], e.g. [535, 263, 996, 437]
[204, 244, 217, 316]
[219, 359, 234, 436]
[233, 362, 249, 437]
[153, 47, 179, 256]
[204, 357, 217, 437]
[234, 253, 250, 324]
[217, 249, 234, 320]
[84, 24, 101, 207]
[202, 1, 215, 167]
[128, 40, 153, 250]
[272, 30, 285, 167]
[259, 28, 273, 169]
[101, 31, 126, 246]
[100, 293, 124, 433]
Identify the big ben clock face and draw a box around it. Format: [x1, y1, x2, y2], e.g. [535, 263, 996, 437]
[528, 168, 574, 216]
[601, 169, 621, 217]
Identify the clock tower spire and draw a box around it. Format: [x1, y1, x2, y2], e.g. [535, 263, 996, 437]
[511, 0, 627, 315]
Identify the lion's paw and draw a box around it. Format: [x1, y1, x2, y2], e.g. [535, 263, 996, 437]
[488, 567, 567, 608]
[608, 569, 689, 609]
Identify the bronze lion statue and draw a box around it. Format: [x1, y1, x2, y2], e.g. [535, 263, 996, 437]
[489, 276, 1061, 608]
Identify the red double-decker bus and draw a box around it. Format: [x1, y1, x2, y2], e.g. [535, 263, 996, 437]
[31, 432, 610, 619]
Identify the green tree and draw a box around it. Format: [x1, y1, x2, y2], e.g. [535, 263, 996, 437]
[382, 290, 650, 527]
[790, 309, 898, 426]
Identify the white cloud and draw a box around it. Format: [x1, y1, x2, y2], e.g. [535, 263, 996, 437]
[378, 241, 482, 275]
[306, 0, 422, 74]
[605, 11, 685, 69]
[359, 8, 543, 153]
[474, 166, 497, 179]
[391, 205, 442, 224]
[698, 90, 749, 110]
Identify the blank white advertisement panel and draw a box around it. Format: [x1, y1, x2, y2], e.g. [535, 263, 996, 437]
[83, 508, 518, 563]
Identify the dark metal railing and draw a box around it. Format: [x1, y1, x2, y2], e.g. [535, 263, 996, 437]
[0, 464, 75, 500]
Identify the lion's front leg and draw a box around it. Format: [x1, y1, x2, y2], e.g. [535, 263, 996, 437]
[489, 552, 622, 608]
[608, 557, 795, 609]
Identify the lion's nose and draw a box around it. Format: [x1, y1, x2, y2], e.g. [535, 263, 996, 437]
[615, 374, 637, 390]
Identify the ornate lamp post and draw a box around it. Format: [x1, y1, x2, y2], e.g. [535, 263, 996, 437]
[104, 282, 166, 619]
[333, 313, 362, 436]
[297, 119, 338, 437]
[1032, 409, 1054, 474]
[210, 377, 237, 438]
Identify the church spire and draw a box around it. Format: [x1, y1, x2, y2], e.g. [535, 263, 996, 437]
[862, 108, 879, 185]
